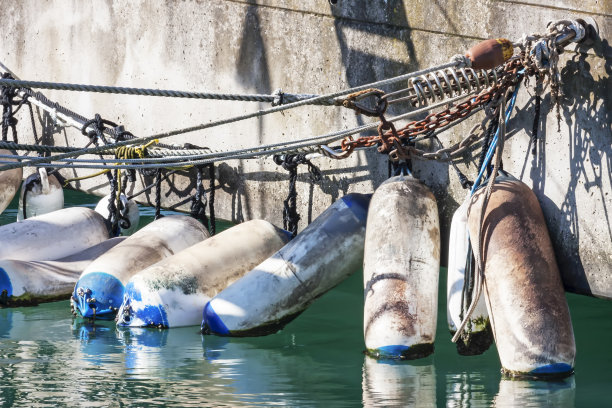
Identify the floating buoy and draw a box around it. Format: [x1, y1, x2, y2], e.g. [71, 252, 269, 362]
[95, 193, 140, 235]
[0, 207, 110, 262]
[363, 176, 440, 360]
[117, 220, 290, 329]
[447, 196, 492, 355]
[467, 175, 575, 379]
[17, 168, 64, 221]
[0, 237, 125, 307]
[72, 216, 210, 319]
[203, 193, 370, 336]
[465, 38, 514, 70]
[362, 356, 436, 407]
[0, 149, 22, 215]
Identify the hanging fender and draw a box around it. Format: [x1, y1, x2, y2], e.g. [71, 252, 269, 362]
[363, 176, 440, 360]
[17, 168, 64, 221]
[0, 207, 110, 262]
[72, 215, 210, 320]
[94, 193, 140, 235]
[116, 220, 291, 329]
[467, 174, 575, 379]
[0, 237, 125, 307]
[447, 196, 492, 355]
[203, 193, 370, 337]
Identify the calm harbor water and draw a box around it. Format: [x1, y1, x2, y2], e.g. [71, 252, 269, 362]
[0, 191, 610, 407]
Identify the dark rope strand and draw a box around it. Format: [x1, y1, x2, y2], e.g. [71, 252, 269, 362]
[208, 163, 216, 236]
[531, 94, 541, 156]
[154, 168, 162, 220]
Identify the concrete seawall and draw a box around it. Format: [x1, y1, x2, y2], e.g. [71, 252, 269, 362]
[1, 0, 610, 298]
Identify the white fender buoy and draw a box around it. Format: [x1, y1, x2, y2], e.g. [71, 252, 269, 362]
[203, 193, 370, 336]
[468, 175, 575, 379]
[0, 149, 22, 215]
[116, 220, 291, 328]
[95, 193, 140, 235]
[447, 196, 492, 355]
[17, 168, 64, 221]
[0, 237, 125, 307]
[0, 207, 110, 261]
[363, 176, 440, 360]
[362, 356, 436, 407]
[72, 216, 210, 319]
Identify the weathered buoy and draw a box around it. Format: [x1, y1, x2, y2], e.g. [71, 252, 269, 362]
[467, 175, 575, 379]
[17, 168, 64, 221]
[0, 149, 22, 215]
[0, 238, 125, 307]
[447, 196, 492, 355]
[72, 216, 210, 319]
[465, 38, 514, 70]
[117, 220, 290, 328]
[203, 193, 370, 336]
[95, 193, 140, 235]
[362, 356, 436, 407]
[363, 176, 440, 360]
[0, 207, 110, 261]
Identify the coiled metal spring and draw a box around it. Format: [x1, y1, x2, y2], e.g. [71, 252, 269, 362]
[383, 67, 501, 108]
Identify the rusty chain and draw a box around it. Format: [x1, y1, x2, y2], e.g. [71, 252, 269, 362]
[338, 58, 525, 161]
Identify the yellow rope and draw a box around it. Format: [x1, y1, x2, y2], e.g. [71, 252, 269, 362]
[63, 169, 110, 187]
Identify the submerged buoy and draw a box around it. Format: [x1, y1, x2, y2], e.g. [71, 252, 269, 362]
[447, 196, 492, 355]
[95, 194, 140, 235]
[0, 207, 110, 261]
[203, 193, 370, 337]
[0, 237, 125, 307]
[467, 175, 575, 379]
[17, 168, 64, 221]
[117, 220, 290, 329]
[72, 216, 210, 319]
[0, 149, 22, 215]
[363, 176, 440, 360]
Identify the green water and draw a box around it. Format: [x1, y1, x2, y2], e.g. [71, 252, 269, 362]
[1, 191, 611, 407]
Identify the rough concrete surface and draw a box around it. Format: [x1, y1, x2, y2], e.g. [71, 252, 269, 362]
[0, 1, 610, 298]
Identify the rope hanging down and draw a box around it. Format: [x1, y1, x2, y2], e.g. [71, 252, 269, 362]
[273, 154, 322, 238]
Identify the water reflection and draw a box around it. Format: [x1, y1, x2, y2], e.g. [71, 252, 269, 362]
[445, 371, 493, 408]
[494, 377, 576, 408]
[361, 355, 436, 407]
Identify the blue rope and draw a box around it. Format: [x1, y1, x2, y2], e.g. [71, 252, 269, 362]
[470, 83, 521, 195]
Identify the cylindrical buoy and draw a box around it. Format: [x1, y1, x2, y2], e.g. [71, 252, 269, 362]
[0, 207, 110, 261]
[116, 220, 291, 328]
[0, 149, 22, 215]
[72, 215, 210, 319]
[0, 237, 125, 307]
[17, 168, 64, 221]
[363, 176, 440, 360]
[362, 356, 436, 407]
[467, 175, 575, 379]
[95, 193, 140, 235]
[465, 38, 514, 70]
[447, 196, 492, 355]
[203, 193, 371, 336]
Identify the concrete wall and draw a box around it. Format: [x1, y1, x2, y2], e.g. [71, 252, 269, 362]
[1, 0, 610, 298]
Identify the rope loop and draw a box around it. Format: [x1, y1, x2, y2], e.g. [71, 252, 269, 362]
[81, 114, 118, 144]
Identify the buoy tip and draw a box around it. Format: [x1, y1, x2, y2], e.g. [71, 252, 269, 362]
[73, 272, 125, 319]
[202, 302, 230, 336]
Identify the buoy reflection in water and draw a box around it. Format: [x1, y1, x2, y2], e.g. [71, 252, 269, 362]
[362, 356, 436, 407]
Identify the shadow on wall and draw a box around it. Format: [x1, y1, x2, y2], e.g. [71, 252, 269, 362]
[518, 39, 612, 298]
